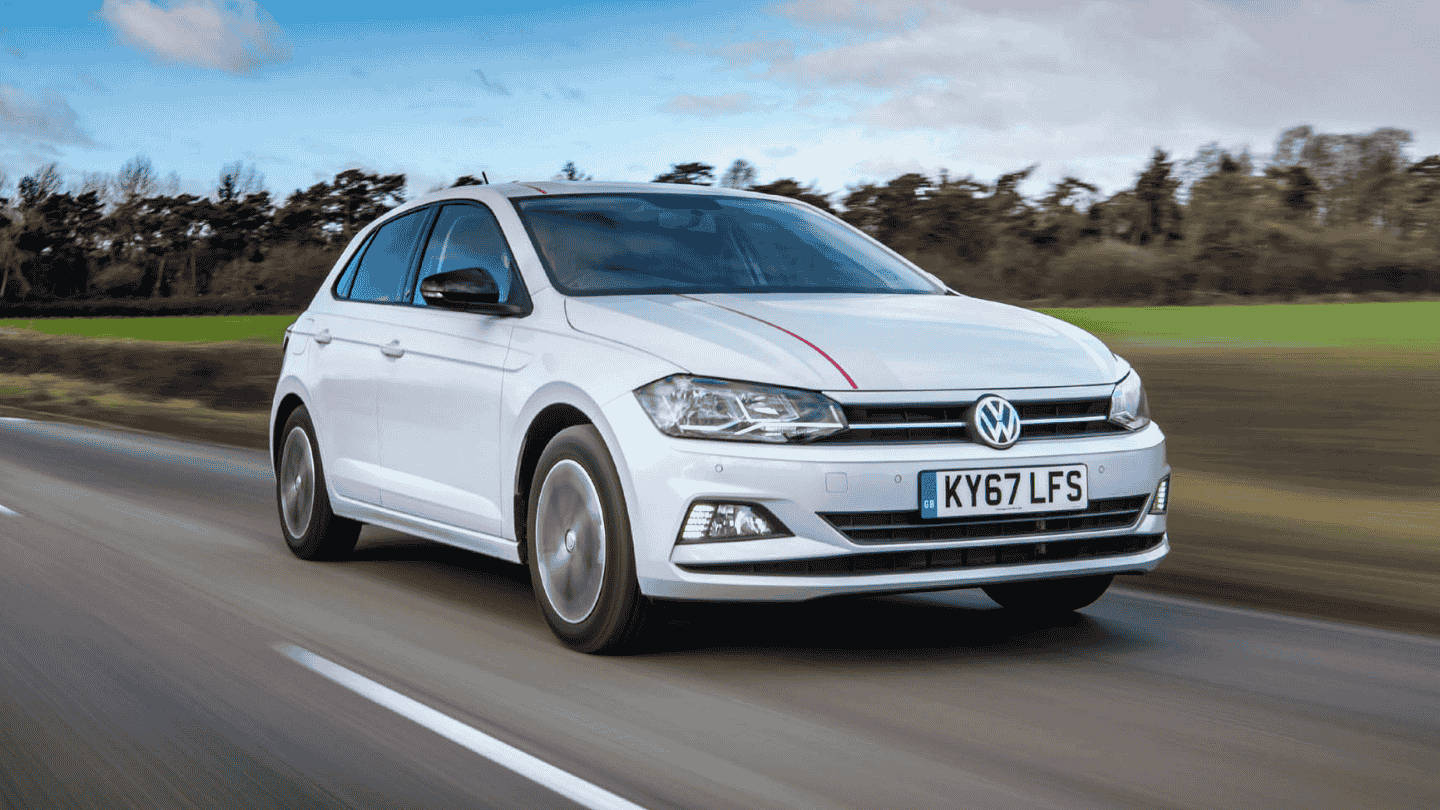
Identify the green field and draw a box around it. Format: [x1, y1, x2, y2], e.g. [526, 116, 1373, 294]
[0, 315, 297, 344]
[1, 301, 1436, 347]
[1041, 301, 1440, 347]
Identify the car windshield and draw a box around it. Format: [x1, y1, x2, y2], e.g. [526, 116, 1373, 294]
[513, 193, 945, 296]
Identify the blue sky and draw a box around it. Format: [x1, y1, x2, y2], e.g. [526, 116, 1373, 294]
[2, 0, 1437, 205]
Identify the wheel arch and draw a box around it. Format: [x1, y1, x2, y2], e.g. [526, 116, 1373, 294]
[512, 402, 596, 565]
[272, 393, 307, 471]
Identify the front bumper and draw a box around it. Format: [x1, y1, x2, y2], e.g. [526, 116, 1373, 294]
[602, 393, 1170, 602]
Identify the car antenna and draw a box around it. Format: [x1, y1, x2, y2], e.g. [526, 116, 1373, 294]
[481, 171, 489, 184]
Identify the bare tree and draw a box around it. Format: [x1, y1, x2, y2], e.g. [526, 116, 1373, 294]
[116, 155, 159, 202]
[0, 186, 17, 299]
[720, 158, 757, 189]
[1269, 126, 1414, 226]
[653, 162, 715, 185]
[553, 161, 592, 181]
[73, 170, 113, 200]
[0, 234, 23, 300]
[17, 163, 63, 207]
[216, 160, 266, 202]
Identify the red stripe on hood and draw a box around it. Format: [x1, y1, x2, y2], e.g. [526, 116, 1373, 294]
[679, 295, 859, 389]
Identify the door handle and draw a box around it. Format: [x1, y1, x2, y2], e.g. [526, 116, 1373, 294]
[313, 328, 332, 345]
[381, 339, 404, 358]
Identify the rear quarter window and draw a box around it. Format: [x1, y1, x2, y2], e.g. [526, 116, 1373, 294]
[332, 238, 369, 298]
[347, 210, 429, 303]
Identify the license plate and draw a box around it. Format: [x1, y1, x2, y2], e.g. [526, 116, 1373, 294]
[919, 465, 1088, 519]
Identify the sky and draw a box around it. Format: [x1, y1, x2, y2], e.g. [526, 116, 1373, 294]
[1, 0, 1438, 205]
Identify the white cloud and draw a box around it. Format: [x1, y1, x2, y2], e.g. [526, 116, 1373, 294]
[99, 0, 291, 75]
[0, 84, 95, 145]
[763, 145, 798, 159]
[658, 92, 774, 117]
[458, 116, 501, 127]
[715, 0, 1440, 190]
[851, 155, 931, 181]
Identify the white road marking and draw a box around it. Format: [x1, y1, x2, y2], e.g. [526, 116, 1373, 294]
[276, 644, 651, 810]
[0, 417, 32, 422]
[0, 504, 17, 516]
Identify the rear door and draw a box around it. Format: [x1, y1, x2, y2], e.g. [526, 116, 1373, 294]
[309, 207, 433, 506]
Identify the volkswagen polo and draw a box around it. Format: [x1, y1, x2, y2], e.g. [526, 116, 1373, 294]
[271, 180, 1169, 653]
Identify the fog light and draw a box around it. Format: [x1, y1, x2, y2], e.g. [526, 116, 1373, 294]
[1150, 477, 1170, 514]
[677, 501, 791, 544]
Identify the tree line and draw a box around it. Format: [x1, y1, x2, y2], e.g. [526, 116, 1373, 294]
[1, 124, 1436, 310]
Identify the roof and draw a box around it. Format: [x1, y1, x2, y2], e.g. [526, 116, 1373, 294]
[406, 180, 776, 207]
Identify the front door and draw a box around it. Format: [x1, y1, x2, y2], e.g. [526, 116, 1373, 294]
[372, 203, 523, 537]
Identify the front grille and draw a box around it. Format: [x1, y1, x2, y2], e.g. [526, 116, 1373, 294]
[810, 397, 1125, 444]
[820, 495, 1149, 544]
[676, 533, 1165, 576]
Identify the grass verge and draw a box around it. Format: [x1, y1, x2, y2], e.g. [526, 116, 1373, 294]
[3, 299, 1436, 349]
[0, 315, 297, 344]
[1042, 300, 1440, 348]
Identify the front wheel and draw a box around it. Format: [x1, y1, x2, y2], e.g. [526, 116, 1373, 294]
[277, 405, 361, 561]
[982, 574, 1114, 615]
[527, 425, 662, 654]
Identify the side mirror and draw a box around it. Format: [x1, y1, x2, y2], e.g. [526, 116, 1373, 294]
[419, 267, 524, 316]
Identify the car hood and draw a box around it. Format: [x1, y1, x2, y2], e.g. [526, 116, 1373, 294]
[564, 293, 1121, 391]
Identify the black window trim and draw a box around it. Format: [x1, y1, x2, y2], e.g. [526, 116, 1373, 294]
[329, 204, 440, 307]
[330, 231, 373, 300]
[329, 199, 535, 316]
[402, 199, 534, 317]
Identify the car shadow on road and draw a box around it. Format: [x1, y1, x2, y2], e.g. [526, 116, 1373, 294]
[344, 533, 1158, 662]
[643, 593, 1156, 663]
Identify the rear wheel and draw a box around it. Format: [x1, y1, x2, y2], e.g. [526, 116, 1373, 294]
[277, 406, 361, 561]
[982, 574, 1114, 615]
[527, 425, 662, 653]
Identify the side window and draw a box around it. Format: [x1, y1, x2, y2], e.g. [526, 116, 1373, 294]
[348, 210, 428, 303]
[412, 203, 518, 306]
[332, 237, 368, 298]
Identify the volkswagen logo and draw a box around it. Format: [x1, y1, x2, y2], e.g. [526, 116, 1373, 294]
[966, 395, 1021, 449]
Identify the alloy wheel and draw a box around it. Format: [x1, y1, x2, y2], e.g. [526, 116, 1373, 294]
[279, 425, 316, 539]
[535, 459, 607, 624]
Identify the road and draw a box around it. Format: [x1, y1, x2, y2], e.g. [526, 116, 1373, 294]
[1, 418, 1436, 809]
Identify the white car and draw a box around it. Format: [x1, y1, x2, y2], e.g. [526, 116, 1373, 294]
[272, 181, 1169, 653]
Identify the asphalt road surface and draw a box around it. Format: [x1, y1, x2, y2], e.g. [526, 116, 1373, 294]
[2, 418, 1436, 810]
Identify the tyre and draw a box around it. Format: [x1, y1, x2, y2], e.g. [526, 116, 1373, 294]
[982, 574, 1114, 615]
[527, 425, 662, 654]
[276, 405, 362, 561]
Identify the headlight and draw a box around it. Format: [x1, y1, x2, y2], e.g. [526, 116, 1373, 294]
[634, 375, 847, 443]
[1109, 370, 1151, 431]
